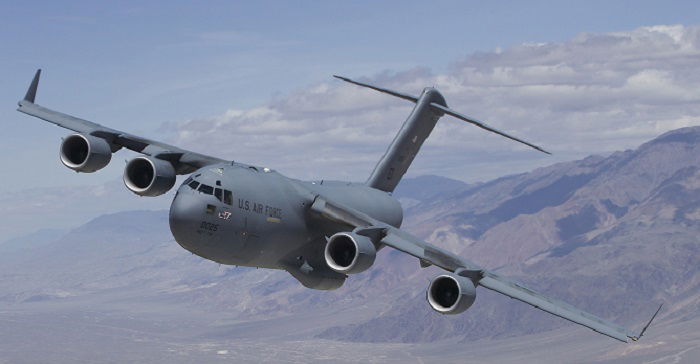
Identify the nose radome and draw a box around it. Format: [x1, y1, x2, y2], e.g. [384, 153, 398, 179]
[169, 192, 201, 245]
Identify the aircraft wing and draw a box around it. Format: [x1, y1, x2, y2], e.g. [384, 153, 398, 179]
[309, 195, 660, 343]
[17, 70, 226, 173]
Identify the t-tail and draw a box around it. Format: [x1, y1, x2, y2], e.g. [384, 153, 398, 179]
[334, 75, 550, 193]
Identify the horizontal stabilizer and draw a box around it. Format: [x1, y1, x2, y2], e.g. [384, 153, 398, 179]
[429, 103, 551, 155]
[24, 69, 41, 103]
[333, 75, 418, 102]
[333, 74, 550, 155]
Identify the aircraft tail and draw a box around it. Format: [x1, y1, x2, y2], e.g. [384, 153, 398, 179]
[333, 75, 550, 193]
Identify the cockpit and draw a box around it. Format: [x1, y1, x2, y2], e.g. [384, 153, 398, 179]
[183, 174, 233, 205]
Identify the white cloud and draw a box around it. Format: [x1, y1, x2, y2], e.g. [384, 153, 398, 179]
[166, 25, 700, 183]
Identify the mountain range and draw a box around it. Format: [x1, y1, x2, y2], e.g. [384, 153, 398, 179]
[1, 126, 700, 362]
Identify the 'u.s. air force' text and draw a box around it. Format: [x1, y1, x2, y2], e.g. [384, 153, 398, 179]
[238, 199, 282, 219]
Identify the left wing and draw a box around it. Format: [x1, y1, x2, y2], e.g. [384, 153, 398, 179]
[309, 194, 660, 343]
[17, 69, 226, 174]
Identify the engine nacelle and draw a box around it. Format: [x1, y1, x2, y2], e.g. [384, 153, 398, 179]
[324, 232, 377, 274]
[123, 156, 176, 197]
[59, 134, 112, 173]
[427, 274, 477, 315]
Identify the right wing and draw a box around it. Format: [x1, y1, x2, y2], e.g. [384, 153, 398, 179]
[309, 194, 660, 343]
[17, 69, 226, 174]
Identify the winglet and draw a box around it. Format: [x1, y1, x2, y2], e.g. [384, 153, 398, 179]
[629, 303, 663, 342]
[23, 69, 41, 103]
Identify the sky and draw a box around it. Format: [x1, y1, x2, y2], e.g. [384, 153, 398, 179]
[2, 1, 700, 238]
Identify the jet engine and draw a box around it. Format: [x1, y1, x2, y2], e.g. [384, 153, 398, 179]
[59, 133, 112, 173]
[427, 273, 476, 314]
[123, 156, 176, 196]
[324, 232, 376, 274]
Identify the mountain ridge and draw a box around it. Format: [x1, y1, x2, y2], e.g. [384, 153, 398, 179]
[1, 126, 699, 348]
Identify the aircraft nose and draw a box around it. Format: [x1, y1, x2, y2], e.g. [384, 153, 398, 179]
[169, 191, 201, 245]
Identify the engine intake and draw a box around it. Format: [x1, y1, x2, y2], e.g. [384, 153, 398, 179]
[123, 156, 176, 196]
[427, 274, 477, 314]
[59, 134, 112, 173]
[324, 232, 376, 274]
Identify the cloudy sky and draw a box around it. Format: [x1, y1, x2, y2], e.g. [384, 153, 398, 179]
[2, 1, 700, 238]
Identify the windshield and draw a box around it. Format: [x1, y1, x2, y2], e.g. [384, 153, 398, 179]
[183, 175, 233, 206]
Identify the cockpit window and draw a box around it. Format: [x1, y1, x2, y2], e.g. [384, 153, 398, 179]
[188, 179, 232, 205]
[198, 184, 214, 195]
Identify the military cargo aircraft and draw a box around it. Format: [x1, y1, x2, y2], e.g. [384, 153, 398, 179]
[17, 70, 661, 342]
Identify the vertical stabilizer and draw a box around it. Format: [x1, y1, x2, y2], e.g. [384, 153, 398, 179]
[333, 75, 549, 193]
[366, 88, 447, 192]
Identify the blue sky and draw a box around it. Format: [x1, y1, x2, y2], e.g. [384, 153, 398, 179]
[2, 0, 700, 195]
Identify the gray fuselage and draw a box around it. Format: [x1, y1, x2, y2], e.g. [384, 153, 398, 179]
[169, 162, 403, 270]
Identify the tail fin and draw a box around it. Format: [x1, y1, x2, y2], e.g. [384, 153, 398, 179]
[334, 75, 549, 193]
